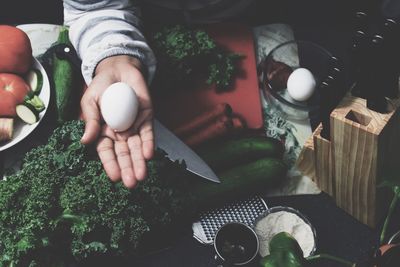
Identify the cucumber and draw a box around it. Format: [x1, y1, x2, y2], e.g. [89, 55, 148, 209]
[25, 69, 43, 95]
[52, 27, 80, 124]
[192, 157, 287, 208]
[16, 104, 39, 124]
[197, 137, 284, 171]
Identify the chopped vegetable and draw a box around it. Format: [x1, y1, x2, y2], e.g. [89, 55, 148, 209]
[24, 94, 45, 113]
[16, 103, 39, 124]
[0, 118, 13, 142]
[25, 68, 43, 95]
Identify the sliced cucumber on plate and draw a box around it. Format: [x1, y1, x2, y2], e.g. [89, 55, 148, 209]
[25, 69, 43, 95]
[16, 104, 39, 124]
[24, 95, 45, 113]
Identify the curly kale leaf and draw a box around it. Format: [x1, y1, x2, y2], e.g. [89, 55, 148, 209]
[151, 25, 242, 91]
[0, 148, 66, 266]
[60, 160, 149, 260]
[0, 120, 193, 266]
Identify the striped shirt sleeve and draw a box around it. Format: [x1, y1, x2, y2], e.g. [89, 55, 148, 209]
[63, 0, 156, 85]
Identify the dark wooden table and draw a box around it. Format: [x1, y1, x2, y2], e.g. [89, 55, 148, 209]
[2, 1, 399, 266]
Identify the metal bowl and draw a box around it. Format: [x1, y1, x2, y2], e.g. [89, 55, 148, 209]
[214, 222, 260, 266]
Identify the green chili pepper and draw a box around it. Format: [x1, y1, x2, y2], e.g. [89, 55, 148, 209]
[260, 232, 306, 267]
[260, 232, 356, 267]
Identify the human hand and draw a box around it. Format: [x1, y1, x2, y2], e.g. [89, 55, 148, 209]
[80, 55, 154, 188]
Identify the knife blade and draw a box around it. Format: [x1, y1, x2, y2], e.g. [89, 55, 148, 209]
[153, 119, 220, 183]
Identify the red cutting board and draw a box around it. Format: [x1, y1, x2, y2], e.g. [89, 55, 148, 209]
[153, 23, 263, 130]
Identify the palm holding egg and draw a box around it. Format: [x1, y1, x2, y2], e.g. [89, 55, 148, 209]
[80, 55, 154, 189]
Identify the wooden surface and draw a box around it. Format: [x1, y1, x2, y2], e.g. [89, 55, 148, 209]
[313, 124, 334, 197]
[153, 23, 263, 131]
[295, 131, 315, 180]
[297, 93, 400, 227]
[330, 95, 400, 226]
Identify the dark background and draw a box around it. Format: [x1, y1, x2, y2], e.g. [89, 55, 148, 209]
[1, 0, 400, 266]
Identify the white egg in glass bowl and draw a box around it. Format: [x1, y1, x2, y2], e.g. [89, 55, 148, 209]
[286, 68, 316, 102]
[260, 40, 336, 121]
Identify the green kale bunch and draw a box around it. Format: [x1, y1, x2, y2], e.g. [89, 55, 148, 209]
[151, 25, 242, 92]
[0, 120, 193, 267]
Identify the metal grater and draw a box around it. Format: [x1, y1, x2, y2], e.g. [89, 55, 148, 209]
[192, 196, 268, 244]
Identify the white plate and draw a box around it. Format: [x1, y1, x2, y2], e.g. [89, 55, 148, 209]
[17, 24, 62, 57]
[0, 58, 51, 151]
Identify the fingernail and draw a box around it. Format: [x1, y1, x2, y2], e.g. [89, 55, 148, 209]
[124, 177, 137, 189]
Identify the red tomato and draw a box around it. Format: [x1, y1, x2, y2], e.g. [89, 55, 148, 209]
[0, 90, 17, 117]
[0, 73, 30, 104]
[0, 25, 32, 74]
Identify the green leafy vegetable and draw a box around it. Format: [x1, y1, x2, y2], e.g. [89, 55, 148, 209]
[260, 232, 305, 267]
[151, 25, 242, 92]
[24, 94, 45, 113]
[378, 168, 400, 244]
[260, 232, 355, 267]
[0, 120, 193, 267]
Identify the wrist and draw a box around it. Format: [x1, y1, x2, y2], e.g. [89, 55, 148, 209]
[95, 55, 144, 79]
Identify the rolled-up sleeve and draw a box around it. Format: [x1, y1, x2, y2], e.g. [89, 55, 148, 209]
[63, 0, 156, 85]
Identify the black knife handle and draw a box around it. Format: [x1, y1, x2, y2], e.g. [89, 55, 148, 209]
[319, 81, 332, 140]
[350, 30, 369, 98]
[378, 18, 400, 99]
[366, 35, 388, 113]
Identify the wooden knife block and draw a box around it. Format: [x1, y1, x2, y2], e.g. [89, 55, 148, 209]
[296, 94, 400, 227]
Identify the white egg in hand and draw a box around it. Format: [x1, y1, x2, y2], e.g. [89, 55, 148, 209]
[286, 68, 316, 102]
[100, 82, 139, 132]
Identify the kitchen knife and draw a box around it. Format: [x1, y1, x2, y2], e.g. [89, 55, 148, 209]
[153, 120, 220, 183]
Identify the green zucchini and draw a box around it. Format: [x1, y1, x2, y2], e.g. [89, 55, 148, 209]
[24, 95, 45, 113]
[16, 103, 39, 124]
[52, 27, 80, 124]
[25, 69, 43, 95]
[192, 157, 287, 208]
[197, 137, 284, 171]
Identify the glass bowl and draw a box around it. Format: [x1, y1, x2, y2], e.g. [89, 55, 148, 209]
[260, 40, 335, 121]
[253, 206, 317, 257]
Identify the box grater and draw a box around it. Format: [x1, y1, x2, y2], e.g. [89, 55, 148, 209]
[192, 196, 268, 244]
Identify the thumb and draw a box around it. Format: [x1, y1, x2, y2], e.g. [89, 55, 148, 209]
[80, 95, 101, 144]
